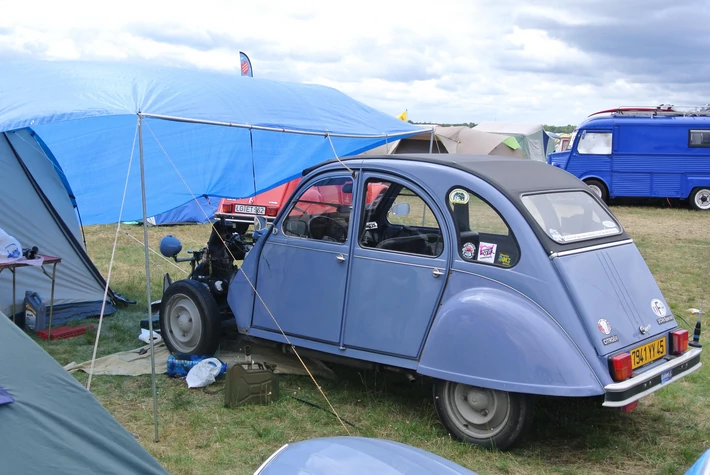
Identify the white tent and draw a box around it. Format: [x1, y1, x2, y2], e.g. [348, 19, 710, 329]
[0, 129, 115, 323]
[473, 122, 555, 162]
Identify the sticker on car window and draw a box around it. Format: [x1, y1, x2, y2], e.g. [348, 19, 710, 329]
[477, 242, 497, 263]
[497, 253, 511, 266]
[602, 220, 616, 228]
[461, 242, 476, 260]
[449, 189, 470, 205]
[365, 222, 378, 230]
[549, 229, 563, 242]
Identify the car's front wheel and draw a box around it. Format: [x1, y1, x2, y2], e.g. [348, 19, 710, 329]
[159, 279, 221, 355]
[433, 380, 534, 450]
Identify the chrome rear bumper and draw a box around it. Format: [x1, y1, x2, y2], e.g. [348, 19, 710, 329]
[603, 347, 702, 407]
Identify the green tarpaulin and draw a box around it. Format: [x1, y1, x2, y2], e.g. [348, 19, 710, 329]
[0, 314, 169, 475]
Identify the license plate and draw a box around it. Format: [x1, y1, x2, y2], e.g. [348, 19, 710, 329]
[630, 337, 667, 369]
[233, 205, 265, 215]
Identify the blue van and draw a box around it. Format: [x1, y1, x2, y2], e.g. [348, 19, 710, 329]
[547, 107, 710, 209]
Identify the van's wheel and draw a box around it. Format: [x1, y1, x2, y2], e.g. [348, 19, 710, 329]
[690, 188, 710, 210]
[433, 380, 534, 450]
[584, 179, 608, 203]
[159, 279, 221, 355]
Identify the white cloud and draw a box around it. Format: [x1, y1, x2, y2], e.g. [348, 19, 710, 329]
[0, 0, 707, 126]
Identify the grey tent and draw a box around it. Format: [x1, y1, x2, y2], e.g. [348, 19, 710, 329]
[0, 312, 169, 475]
[364, 125, 525, 157]
[473, 122, 555, 162]
[0, 129, 115, 323]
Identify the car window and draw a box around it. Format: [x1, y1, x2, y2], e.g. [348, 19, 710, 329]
[359, 179, 443, 257]
[577, 131, 612, 155]
[522, 191, 621, 243]
[447, 187, 519, 267]
[282, 176, 353, 243]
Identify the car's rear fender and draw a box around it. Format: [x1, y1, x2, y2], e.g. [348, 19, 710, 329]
[417, 285, 604, 397]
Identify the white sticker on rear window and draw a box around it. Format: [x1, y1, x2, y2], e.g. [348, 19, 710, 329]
[602, 220, 616, 228]
[477, 242, 497, 263]
[365, 222, 378, 230]
[449, 189, 470, 205]
[557, 228, 618, 242]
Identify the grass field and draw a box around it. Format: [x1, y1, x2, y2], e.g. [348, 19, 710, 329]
[38, 204, 710, 475]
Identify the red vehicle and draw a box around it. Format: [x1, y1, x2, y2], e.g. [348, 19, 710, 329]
[215, 180, 302, 234]
[216, 178, 387, 234]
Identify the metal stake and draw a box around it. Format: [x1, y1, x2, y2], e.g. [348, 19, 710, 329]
[139, 114, 160, 442]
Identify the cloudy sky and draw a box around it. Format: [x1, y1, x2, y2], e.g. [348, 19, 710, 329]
[1, 0, 707, 126]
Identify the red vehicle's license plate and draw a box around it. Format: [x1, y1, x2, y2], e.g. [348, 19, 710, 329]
[234, 205, 265, 215]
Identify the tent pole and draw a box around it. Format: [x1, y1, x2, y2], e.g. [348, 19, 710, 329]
[138, 114, 160, 443]
[429, 128, 434, 153]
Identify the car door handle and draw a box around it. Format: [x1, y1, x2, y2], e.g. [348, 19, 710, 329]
[432, 268, 444, 277]
[335, 254, 346, 263]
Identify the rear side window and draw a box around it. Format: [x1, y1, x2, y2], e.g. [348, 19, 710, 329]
[522, 191, 621, 243]
[577, 131, 612, 155]
[447, 187, 519, 267]
[689, 130, 710, 148]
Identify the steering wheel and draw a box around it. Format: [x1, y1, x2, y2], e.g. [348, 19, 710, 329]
[308, 216, 348, 243]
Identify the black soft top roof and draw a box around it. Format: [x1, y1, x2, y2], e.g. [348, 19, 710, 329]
[308, 153, 589, 195]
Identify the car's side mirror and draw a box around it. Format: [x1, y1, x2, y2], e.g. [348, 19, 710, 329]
[159, 235, 182, 258]
[253, 216, 268, 232]
[389, 202, 410, 217]
[253, 216, 272, 243]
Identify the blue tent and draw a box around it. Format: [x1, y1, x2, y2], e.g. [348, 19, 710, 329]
[146, 195, 220, 226]
[0, 60, 424, 224]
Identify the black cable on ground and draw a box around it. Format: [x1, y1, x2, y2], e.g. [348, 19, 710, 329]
[289, 395, 359, 430]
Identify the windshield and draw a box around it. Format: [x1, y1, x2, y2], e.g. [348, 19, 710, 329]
[565, 131, 577, 151]
[521, 191, 621, 243]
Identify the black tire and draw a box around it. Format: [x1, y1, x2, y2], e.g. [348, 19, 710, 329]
[159, 279, 221, 355]
[234, 222, 250, 235]
[584, 179, 608, 203]
[689, 187, 710, 211]
[433, 380, 535, 450]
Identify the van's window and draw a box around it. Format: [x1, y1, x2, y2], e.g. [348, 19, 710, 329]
[689, 130, 710, 148]
[282, 176, 353, 243]
[522, 191, 621, 244]
[359, 179, 443, 257]
[577, 131, 612, 155]
[447, 188, 519, 267]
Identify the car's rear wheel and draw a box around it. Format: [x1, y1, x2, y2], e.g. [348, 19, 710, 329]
[584, 178, 608, 203]
[433, 380, 534, 450]
[690, 187, 710, 210]
[159, 279, 221, 355]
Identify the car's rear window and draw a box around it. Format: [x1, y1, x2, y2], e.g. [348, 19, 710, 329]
[521, 191, 621, 243]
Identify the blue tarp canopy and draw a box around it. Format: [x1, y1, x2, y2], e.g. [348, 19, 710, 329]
[0, 61, 424, 224]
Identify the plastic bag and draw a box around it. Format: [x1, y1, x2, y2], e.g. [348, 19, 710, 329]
[138, 328, 162, 344]
[185, 357, 225, 388]
[0, 228, 21, 262]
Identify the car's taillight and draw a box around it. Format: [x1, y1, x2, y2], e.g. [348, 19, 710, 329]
[670, 329, 689, 355]
[610, 352, 632, 382]
[222, 203, 232, 213]
[266, 206, 278, 217]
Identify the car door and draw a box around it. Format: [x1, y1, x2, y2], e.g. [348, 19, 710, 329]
[341, 174, 450, 358]
[251, 173, 355, 344]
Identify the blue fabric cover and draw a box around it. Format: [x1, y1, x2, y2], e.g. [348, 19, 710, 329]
[0, 61, 423, 224]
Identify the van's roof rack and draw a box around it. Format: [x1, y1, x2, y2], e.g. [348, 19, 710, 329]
[588, 104, 710, 118]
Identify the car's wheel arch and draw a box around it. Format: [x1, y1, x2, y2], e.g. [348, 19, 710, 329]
[417, 286, 603, 397]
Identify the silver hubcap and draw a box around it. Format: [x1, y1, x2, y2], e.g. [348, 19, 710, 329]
[166, 294, 202, 353]
[587, 183, 602, 198]
[443, 382, 511, 439]
[695, 189, 710, 210]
